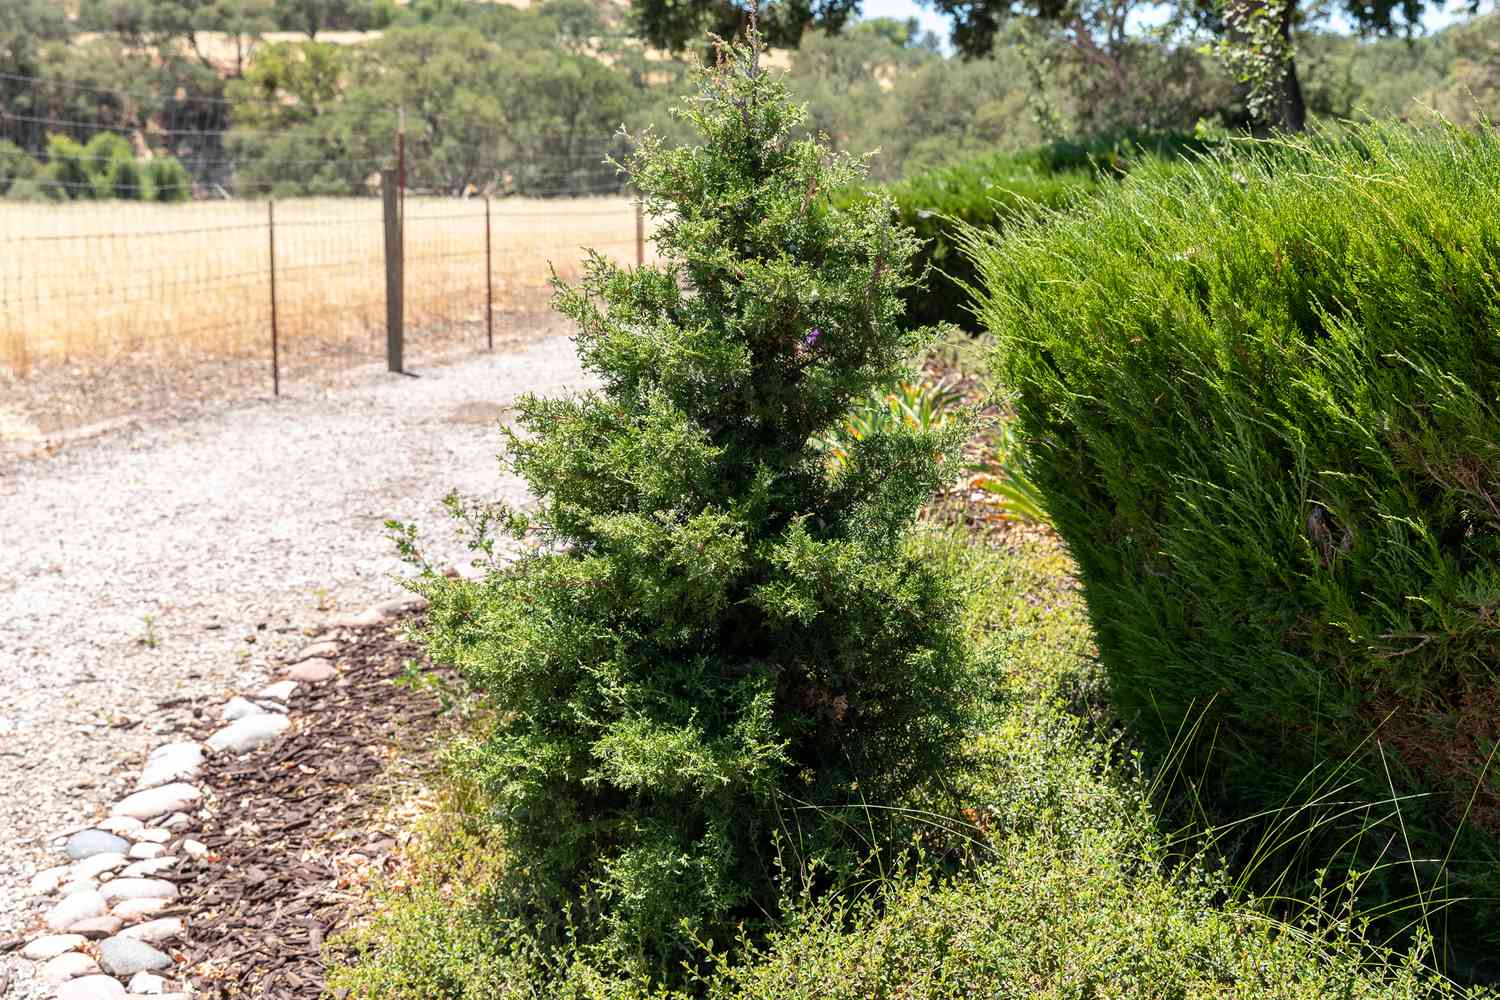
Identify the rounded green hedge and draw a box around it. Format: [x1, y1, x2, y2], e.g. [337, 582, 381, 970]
[972, 120, 1500, 958]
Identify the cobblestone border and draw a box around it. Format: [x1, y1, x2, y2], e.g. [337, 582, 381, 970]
[4, 595, 426, 1000]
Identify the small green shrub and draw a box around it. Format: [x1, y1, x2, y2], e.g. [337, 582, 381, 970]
[44, 135, 95, 200]
[972, 119, 1500, 953]
[4, 177, 58, 202]
[0, 139, 39, 196]
[143, 156, 191, 202]
[333, 533, 1483, 999]
[847, 132, 1211, 332]
[106, 155, 146, 200]
[400, 39, 970, 979]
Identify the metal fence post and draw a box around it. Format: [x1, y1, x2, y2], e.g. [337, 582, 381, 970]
[484, 195, 493, 351]
[381, 168, 404, 373]
[635, 198, 644, 268]
[268, 199, 279, 397]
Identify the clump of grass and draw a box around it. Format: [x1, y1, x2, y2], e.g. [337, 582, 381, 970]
[968, 117, 1500, 955]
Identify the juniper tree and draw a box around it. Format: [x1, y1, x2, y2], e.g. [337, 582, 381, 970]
[408, 38, 971, 975]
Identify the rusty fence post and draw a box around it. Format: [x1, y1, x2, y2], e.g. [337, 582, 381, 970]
[484, 195, 493, 351]
[381, 168, 404, 373]
[268, 199, 279, 397]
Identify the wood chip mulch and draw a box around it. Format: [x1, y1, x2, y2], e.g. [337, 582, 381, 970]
[168, 621, 450, 999]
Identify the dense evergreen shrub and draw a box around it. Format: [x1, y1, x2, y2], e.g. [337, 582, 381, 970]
[0, 139, 38, 196]
[404, 40, 970, 978]
[143, 156, 190, 202]
[107, 155, 146, 200]
[971, 120, 1500, 952]
[44, 136, 94, 199]
[849, 132, 1210, 332]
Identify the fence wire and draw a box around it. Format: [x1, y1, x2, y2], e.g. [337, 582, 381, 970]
[0, 192, 652, 439]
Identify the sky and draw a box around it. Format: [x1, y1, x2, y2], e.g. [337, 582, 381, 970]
[856, 0, 1487, 46]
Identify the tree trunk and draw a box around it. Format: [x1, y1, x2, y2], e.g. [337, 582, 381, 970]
[1278, 2, 1307, 131]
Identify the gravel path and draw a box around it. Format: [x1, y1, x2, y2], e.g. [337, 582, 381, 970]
[0, 333, 586, 942]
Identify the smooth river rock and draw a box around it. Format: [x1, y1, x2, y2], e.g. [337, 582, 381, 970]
[20, 933, 86, 960]
[258, 680, 298, 701]
[221, 696, 265, 721]
[119, 916, 184, 945]
[99, 877, 178, 905]
[68, 915, 124, 939]
[136, 744, 204, 790]
[72, 853, 128, 881]
[40, 951, 101, 983]
[56, 974, 128, 999]
[286, 657, 337, 682]
[65, 830, 129, 860]
[206, 712, 289, 753]
[45, 890, 108, 930]
[120, 857, 178, 878]
[98, 934, 173, 976]
[113, 783, 201, 820]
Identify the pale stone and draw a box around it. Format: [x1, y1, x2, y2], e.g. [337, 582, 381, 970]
[160, 812, 191, 830]
[120, 857, 178, 878]
[293, 639, 339, 661]
[97, 816, 144, 836]
[206, 713, 288, 754]
[128, 970, 168, 994]
[221, 696, 265, 722]
[30, 864, 69, 893]
[286, 657, 337, 682]
[59, 878, 98, 896]
[119, 917, 183, 945]
[65, 830, 129, 860]
[100, 877, 177, 905]
[68, 915, 124, 939]
[45, 890, 108, 930]
[111, 897, 173, 921]
[129, 827, 171, 844]
[128, 843, 164, 860]
[40, 950, 101, 983]
[180, 839, 207, 859]
[258, 680, 298, 701]
[73, 853, 129, 881]
[113, 783, 201, 820]
[57, 976, 127, 1000]
[98, 935, 173, 976]
[20, 934, 86, 960]
[136, 744, 204, 791]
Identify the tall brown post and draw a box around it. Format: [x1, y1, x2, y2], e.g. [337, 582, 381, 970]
[267, 199, 280, 397]
[484, 196, 493, 351]
[381, 168, 404, 373]
[635, 198, 645, 267]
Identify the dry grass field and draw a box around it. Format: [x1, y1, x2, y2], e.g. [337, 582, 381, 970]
[0, 195, 646, 377]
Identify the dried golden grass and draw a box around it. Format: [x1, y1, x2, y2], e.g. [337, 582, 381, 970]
[0, 195, 646, 376]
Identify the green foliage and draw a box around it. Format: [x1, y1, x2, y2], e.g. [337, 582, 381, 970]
[814, 376, 967, 469]
[971, 119, 1500, 955]
[143, 155, 190, 201]
[0, 139, 39, 195]
[332, 534, 1485, 999]
[44, 135, 96, 199]
[851, 133, 1208, 332]
[401, 42, 970, 978]
[106, 154, 146, 199]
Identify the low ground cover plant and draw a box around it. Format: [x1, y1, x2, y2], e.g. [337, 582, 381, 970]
[386, 38, 974, 981]
[972, 119, 1500, 962]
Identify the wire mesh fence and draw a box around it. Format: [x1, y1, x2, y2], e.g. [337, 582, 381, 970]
[0, 190, 652, 443]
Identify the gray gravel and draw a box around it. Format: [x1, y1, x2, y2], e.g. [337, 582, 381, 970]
[0, 334, 586, 951]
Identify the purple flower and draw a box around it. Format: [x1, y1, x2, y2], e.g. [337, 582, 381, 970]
[803, 327, 822, 348]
